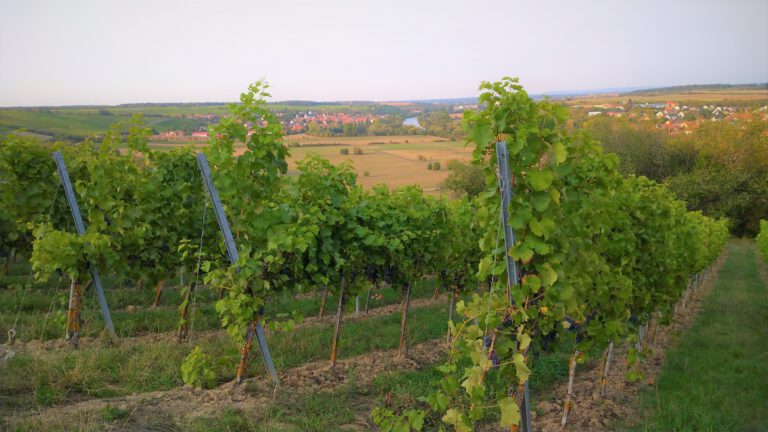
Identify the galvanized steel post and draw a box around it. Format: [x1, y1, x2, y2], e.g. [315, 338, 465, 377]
[52, 151, 117, 339]
[196, 153, 279, 385]
[495, 141, 532, 432]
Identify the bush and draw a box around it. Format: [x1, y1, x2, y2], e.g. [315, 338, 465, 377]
[432, 161, 441, 170]
[363, 171, 370, 177]
[418, 155, 427, 161]
[339, 148, 349, 155]
[441, 160, 485, 198]
[353, 147, 364, 155]
[181, 346, 216, 389]
[427, 162, 433, 170]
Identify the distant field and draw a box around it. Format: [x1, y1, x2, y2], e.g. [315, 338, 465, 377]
[0, 102, 401, 139]
[286, 138, 471, 193]
[150, 135, 471, 194]
[565, 88, 768, 105]
[285, 134, 445, 145]
[0, 110, 127, 137]
[0, 109, 214, 138]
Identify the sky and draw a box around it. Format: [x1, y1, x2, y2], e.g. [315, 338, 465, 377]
[1, 0, 766, 106]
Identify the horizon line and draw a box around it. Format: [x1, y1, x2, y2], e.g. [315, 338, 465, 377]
[1, 82, 766, 109]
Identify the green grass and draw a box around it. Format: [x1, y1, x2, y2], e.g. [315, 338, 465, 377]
[189, 407, 261, 432]
[0, 110, 129, 137]
[0, 300, 451, 413]
[0, 278, 438, 342]
[633, 240, 768, 432]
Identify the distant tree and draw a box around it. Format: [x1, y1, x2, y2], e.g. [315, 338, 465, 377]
[419, 111, 463, 139]
[441, 160, 484, 198]
[343, 123, 358, 137]
[307, 122, 326, 136]
[666, 121, 768, 236]
[584, 117, 692, 181]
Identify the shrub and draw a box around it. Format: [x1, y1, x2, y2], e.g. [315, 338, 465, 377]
[181, 346, 216, 389]
[339, 148, 349, 155]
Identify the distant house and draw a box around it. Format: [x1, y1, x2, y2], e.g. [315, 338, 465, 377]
[587, 111, 602, 117]
[191, 131, 208, 139]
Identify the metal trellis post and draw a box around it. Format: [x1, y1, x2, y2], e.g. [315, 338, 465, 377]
[52, 152, 117, 339]
[196, 152, 279, 385]
[495, 141, 532, 432]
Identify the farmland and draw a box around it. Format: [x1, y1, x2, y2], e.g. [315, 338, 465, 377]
[148, 135, 470, 194]
[1, 79, 753, 432]
[563, 87, 768, 106]
[285, 137, 471, 193]
[0, 102, 403, 139]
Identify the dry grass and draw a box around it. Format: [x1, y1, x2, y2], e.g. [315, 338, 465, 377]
[285, 134, 445, 145]
[149, 135, 472, 194]
[287, 140, 472, 193]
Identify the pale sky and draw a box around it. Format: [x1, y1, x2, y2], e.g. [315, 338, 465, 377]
[1, 0, 766, 106]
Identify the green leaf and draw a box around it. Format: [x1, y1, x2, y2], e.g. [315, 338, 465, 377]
[513, 353, 531, 383]
[509, 244, 534, 262]
[532, 192, 551, 212]
[499, 396, 521, 427]
[526, 169, 553, 191]
[552, 142, 568, 164]
[538, 263, 558, 286]
[522, 275, 541, 292]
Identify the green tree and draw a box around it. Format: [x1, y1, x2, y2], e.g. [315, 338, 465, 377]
[441, 160, 484, 198]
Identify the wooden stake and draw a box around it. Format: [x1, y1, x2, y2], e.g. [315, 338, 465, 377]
[177, 283, 194, 342]
[364, 285, 373, 313]
[599, 342, 614, 397]
[318, 285, 330, 319]
[235, 320, 258, 384]
[66, 279, 83, 348]
[561, 350, 578, 427]
[151, 280, 165, 308]
[329, 277, 347, 368]
[398, 284, 412, 355]
[447, 290, 457, 343]
[508, 381, 526, 432]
